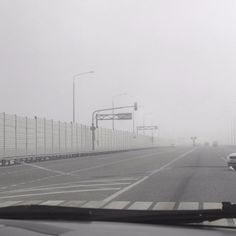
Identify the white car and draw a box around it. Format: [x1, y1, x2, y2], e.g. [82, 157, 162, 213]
[226, 153, 236, 168]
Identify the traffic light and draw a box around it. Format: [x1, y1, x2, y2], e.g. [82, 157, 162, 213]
[134, 102, 138, 111]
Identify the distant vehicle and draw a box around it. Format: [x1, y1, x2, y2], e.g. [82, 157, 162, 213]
[226, 153, 236, 169]
[212, 141, 218, 147]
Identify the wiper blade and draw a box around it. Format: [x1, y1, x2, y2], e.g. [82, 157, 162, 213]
[0, 205, 92, 221]
[0, 202, 235, 225]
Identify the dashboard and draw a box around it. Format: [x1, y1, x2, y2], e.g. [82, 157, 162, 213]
[0, 219, 235, 236]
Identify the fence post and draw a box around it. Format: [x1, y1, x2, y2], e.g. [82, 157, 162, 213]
[51, 120, 54, 154]
[123, 131, 125, 150]
[25, 116, 28, 155]
[35, 116, 37, 155]
[71, 122, 73, 151]
[106, 129, 108, 150]
[58, 121, 61, 153]
[76, 123, 78, 152]
[88, 126, 91, 151]
[3, 112, 5, 157]
[81, 125, 83, 152]
[65, 122, 67, 152]
[109, 129, 111, 151]
[96, 128, 99, 149]
[85, 126, 88, 151]
[15, 114, 17, 155]
[44, 118, 46, 154]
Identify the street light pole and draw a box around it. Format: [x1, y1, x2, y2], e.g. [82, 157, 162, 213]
[112, 93, 127, 131]
[72, 71, 94, 123]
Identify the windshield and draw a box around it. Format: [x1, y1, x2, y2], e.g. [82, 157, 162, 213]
[0, 0, 236, 228]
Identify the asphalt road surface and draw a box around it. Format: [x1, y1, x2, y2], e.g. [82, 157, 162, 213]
[0, 146, 235, 211]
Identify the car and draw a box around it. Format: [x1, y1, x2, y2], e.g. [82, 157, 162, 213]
[226, 153, 236, 169]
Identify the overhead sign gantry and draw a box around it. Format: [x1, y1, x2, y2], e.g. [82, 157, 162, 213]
[91, 102, 138, 150]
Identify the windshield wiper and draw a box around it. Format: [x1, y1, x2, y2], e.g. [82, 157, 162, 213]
[0, 202, 235, 226]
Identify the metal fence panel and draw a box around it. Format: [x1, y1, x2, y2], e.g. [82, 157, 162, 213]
[0, 113, 165, 159]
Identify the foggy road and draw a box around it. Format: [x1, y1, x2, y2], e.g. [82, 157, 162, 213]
[0, 146, 235, 210]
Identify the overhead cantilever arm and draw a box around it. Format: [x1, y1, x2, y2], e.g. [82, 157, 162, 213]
[91, 104, 138, 150]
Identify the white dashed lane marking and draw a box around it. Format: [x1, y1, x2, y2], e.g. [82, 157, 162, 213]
[177, 202, 199, 210]
[0, 188, 121, 199]
[152, 202, 175, 210]
[62, 201, 87, 207]
[128, 201, 153, 210]
[104, 201, 130, 209]
[203, 202, 222, 209]
[81, 201, 107, 208]
[1, 182, 131, 194]
[0, 201, 22, 207]
[40, 200, 64, 206]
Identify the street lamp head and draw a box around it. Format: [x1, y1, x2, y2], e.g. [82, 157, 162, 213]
[73, 71, 95, 79]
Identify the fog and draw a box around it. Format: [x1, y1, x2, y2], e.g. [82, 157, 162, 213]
[1, 0, 236, 145]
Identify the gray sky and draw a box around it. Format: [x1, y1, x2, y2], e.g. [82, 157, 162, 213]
[1, 0, 236, 144]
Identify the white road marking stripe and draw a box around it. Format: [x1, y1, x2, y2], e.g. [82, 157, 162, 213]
[177, 202, 199, 210]
[23, 162, 76, 176]
[0, 188, 120, 199]
[233, 219, 236, 226]
[62, 201, 87, 207]
[203, 202, 222, 209]
[41, 200, 64, 206]
[2, 182, 131, 194]
[128, 201, 152, 210]
[104, 201, 130, 209]
[20, 200, 43, 205]
[103, 148, 196, 202]
[0, 201, 21, 207]
[81, 201, 107, 208]
[152, 202, 175, 210]
[103, 176, 149, 202]
[14, 178, 138, 191]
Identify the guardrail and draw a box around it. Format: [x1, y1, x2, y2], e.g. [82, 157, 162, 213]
[0, 112, 164, 164]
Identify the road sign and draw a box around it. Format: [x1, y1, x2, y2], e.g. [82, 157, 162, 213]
[136, 126, 158, 131]
[96, 113, 132, 120]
